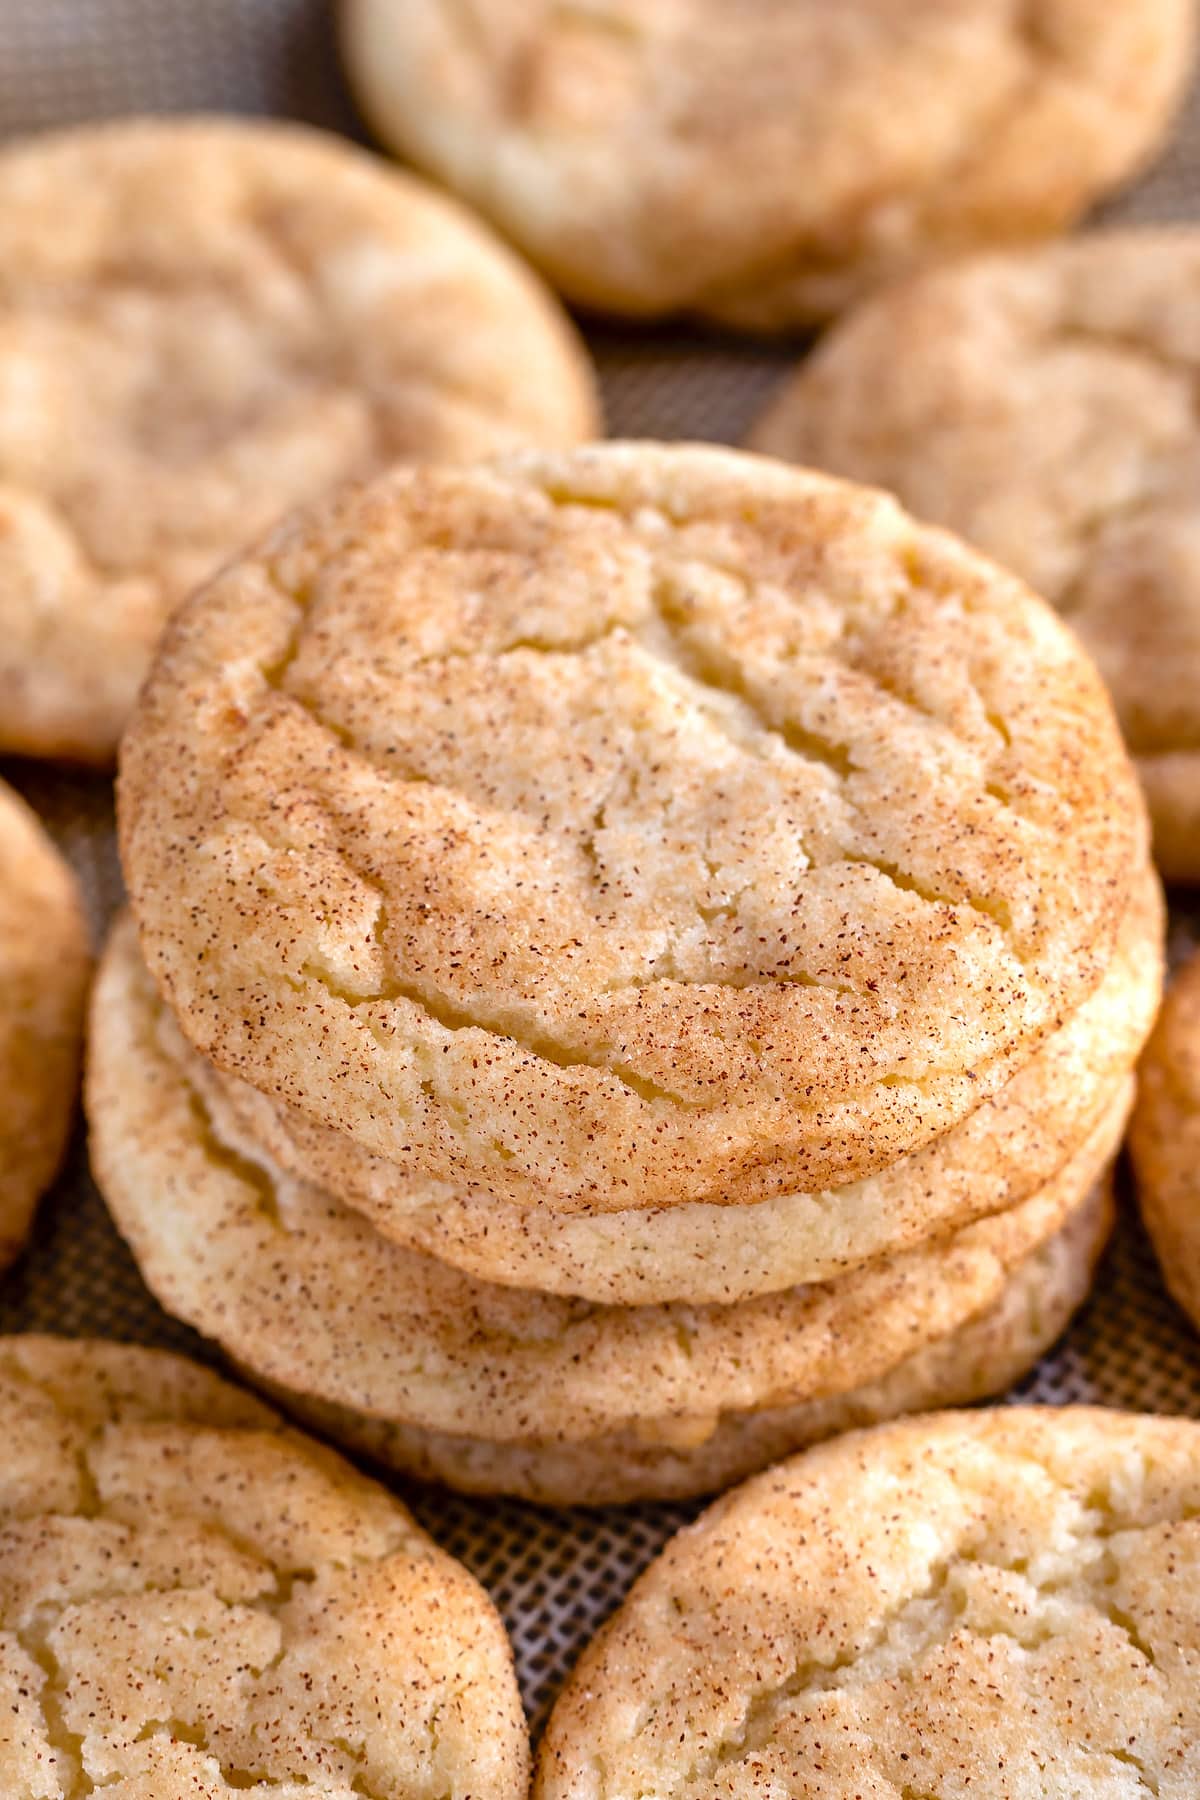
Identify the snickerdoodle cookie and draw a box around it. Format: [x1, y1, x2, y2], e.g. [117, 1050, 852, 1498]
[0, 1334, 528, 1798]
[119, 445, 1145, 1214]
[206, 865, 1161, 1302]
[1131, 944, 1200, 1329]
[340, 0, 1194, 327]
[0, 115, 598, 762]
[87, 914, 1119, 1500]
[0, 781, 89, 1269]
[536, 1408, 1200, 1790]
[751, 232, 1200, 876]
[250, 1183, 1114, 1506]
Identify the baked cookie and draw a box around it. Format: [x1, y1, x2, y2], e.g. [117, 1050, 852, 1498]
[340, 0, 1194, 327]
[253, 1181, 1113, 1505]
[206, 864, 1162, 1302]
[0, 780, 90, 1269]
[0, 1334, 529, 1798]
[750, 232, 1200, 877]
[1130, 945, 1200, 1327]
[88, 914, 1118, 1496]
[536, 1408, 1200, 1789]
[0, 116, 598, 763]
[118, 445, 1145, 1214]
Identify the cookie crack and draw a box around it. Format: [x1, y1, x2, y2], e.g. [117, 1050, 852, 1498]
[297, 934, 699, 1112]
[841, 853, 1017, 944]
[179, 1076, 285, 1228]
[1102, 1748, 1161, 1797]
[10, 1616, 88, 1795]
[647, 568, 860, 786]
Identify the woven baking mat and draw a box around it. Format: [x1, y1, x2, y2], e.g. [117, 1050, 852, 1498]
[3, 0, 1200, 1738]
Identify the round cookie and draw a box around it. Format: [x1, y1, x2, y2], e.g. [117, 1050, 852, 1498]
[750, 231, 1200, 877]
[1130, 945, 1200, 1327]
[206, 863, 1162, 1303]
[118, 444, 1146, 1214]
[340, 0, 1194, 327]
[0, 1335, 529, 1798]
[0, 116, 599, 763]
[535, 1408, 1200, 1791]
[88, 914, 1122, 1466]
[0, 780, 90, 1269]
[251, 1181, 1113, 1505]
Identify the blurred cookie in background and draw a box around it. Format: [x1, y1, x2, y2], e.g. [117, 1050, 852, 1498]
[340, 0, 1195, 327]
[0, 115, 600, 763]
[0, 779, 89, 1271]
[751, 230, 1200, 879]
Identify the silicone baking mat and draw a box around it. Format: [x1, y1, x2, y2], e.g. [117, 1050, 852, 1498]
[2, 0, 1200, 1737]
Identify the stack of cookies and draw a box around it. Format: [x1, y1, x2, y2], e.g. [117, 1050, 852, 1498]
[89, 442, 1163, 1505]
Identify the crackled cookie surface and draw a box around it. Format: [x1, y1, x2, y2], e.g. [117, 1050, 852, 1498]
[341, 0, 1193, 325]
[89, 915, 1121, 1451]
[1131, 946, 1200, 1328]
[210, 867, 1161, 1302]
[535, 1408, 1200, 1793]
[751, 232, 1200, 875]
[0, 782, 89, 1269]
[120, 445, 1144, 1211]
[0, 115, 598, 761]
[0, 1335, 529, 1799]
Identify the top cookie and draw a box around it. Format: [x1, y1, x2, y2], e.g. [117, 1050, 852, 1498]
[0, 115, 598, 763]
[535, 1407, 1200, 1798]
[0, 780, 90, 1268]
[749, 231, 1200, 877]
[0, 1334, 529, 1799]
[177, 861, 1164, 1301]
[340, 0, 1194, 327]
[119, 444, 1144, 1212]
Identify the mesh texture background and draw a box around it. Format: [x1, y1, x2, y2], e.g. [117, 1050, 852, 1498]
[2, 0, 1200, 1737]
